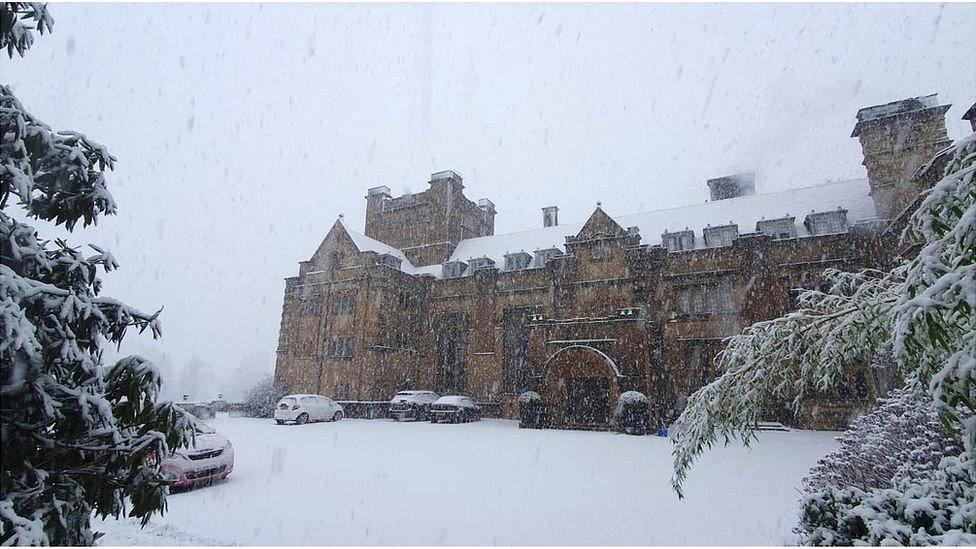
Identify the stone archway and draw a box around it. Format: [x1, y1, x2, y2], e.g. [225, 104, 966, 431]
[542, 345, 622, 428]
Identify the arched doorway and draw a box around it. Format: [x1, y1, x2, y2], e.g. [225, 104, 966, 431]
[542, 345, 622, 427]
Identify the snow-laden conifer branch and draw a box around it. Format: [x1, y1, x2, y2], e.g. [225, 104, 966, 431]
[0, 3, 54, 59]
[1, 35, 191, 543]
[1, 85, 118, 230]
[670, 267, 900, 497]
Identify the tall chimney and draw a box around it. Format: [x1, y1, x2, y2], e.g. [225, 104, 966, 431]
[851, 94, 951, 219]
[706, 173, 756, 201]
[364, 186, 392, 239]
[542, 206, 559, 227]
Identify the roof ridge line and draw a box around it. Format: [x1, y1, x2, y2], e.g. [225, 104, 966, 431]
[457, 178, 868, 243]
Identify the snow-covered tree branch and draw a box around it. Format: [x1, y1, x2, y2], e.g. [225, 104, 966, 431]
[1, 8, 194, 546]
[670, 133, 975, 541]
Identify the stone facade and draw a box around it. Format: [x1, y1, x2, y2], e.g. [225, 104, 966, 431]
[274, 95, 954, 430]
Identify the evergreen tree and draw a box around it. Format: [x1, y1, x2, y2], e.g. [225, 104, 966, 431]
[1, 4, 194, 545]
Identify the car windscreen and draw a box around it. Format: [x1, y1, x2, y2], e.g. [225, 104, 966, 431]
[278, 397, 297, 407]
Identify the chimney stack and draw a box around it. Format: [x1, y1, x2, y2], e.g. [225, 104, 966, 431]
[543, 206, 559, 227]
[707, 173, 756, 201]
[851, 94, 951, 219]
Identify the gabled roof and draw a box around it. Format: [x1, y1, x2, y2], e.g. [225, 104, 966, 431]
[337, 220, 420, 273]
[323, 178, 878, 280]
[575, 206, 626, 240]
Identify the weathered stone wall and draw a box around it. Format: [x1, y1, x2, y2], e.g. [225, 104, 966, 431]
[276, 201, 894, 430]
[275, 96, 952, 431]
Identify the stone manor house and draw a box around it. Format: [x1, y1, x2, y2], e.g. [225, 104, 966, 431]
[274, 94, 961, 430]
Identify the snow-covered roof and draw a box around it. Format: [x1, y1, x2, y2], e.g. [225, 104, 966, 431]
[852, 94, 946, 137]
[855, 94, 940, 123]
[340, 221, 424, 273]
[448, 178, 877, 268]
[334, 178, 877, 280]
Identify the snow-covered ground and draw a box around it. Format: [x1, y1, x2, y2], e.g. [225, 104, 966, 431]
[95, 417, 839, 545]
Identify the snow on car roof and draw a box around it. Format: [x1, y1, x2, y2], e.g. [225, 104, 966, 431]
[434, 395, 469, 404]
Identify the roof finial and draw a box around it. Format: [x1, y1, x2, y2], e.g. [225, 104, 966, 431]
[338, 213, 344, 221]
[597, 201, 602, 208]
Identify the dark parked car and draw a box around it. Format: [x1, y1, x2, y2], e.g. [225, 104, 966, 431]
[389, 390, 439, 421]
[430, 395, 481, 423]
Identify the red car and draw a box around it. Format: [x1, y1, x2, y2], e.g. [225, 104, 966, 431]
[160, 422, 234, 490]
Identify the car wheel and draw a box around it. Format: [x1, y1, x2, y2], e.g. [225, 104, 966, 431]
[275, 420, 284, 425]
[296, 413, 309, 425]
[333, 411, 343, 421]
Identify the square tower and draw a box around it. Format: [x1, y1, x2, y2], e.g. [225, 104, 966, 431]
[364, 170, 496, 266]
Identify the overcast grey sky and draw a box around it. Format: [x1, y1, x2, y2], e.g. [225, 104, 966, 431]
[5, 3, 975, 393]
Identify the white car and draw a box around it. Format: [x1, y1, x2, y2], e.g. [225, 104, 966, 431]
[160, 421, 234, 490]
[389, 390, 439, 421]
[430, 395, 482, 423]
[274, 394, 344, 425]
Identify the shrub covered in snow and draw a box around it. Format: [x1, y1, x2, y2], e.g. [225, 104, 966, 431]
[803, 388, 961, 494]
[798, 455, 975, 545]
[796, 388, 971, 545]
[0, 9, 193, 545]
[241, 374, 287, 418]
[616, 391, 650, 435]
[669, 133, 976, 543]
[518, 391, 546, 428]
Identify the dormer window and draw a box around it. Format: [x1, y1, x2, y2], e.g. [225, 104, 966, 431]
[376, 253, 402, 270]
[442, 261, 468, 279]
[662, 230, 695, 251]
[469, 257, 496, 273]
[534, 248, 562, 268]
[756, 217, 797, 240]
[504, 252, 532, 271]
[703, 224, 738, 248]
[805, 209, 848, 236]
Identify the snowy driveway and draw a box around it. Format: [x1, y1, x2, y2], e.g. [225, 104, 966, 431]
[95, 417, 838, 545]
